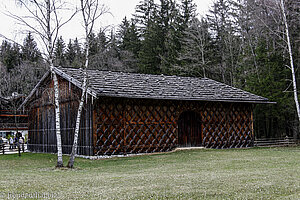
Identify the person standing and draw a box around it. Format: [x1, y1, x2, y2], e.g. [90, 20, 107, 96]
[9, 137, 13, 150]
[0, 137, 3, 148]
[14, 137, 18, 149]
[0, 137, 3, 154]
[19, 137, 24, 152]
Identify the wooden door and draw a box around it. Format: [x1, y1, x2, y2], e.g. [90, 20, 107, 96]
[178, 111, 202, 147]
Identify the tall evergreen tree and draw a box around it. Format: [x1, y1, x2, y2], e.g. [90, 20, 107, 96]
[135, 0, 162, 74]
[134, 0, 198, 75]
[88, 30, 109, 69]
[65, 38, 83, 68]
[21, 32, 41, 62]
[88, 32, 99, 57]
[158, 0, 182, 74]
[118, 17, 141, 58]
[54, 36, 67, 66]
[245, 41, 293, 138]
[66, 39, 76, 66]
[138, 22, 162, 74]
[135, 0, 182, 74]
[134, 0, 157, 30]
[180, 0, 197, 28]
[0, 41, 21, 71]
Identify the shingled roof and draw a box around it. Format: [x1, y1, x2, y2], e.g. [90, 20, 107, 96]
[19, 67, 271, 109]
[52, 67, 269, 103]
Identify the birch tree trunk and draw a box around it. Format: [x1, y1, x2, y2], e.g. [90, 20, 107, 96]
[46, 0, 63, 167]
[68, 0, 107, 168]
[50, 63, 63, 167]
[280, 0, 300, 139]
[7, 0, 77, 167]
[67, 50, 88, 168]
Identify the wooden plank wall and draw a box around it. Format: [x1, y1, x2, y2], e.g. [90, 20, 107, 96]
[200, 102, 253, 148]
[94, 98, 254, 155]
[27, 76, 93, 155]
[94, 98, 177, 155]
[27, 75, 253, 156]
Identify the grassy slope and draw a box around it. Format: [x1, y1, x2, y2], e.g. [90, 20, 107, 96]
[0, 147, 299, 199]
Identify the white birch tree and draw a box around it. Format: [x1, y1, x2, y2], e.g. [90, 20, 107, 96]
[67, 0, 108, 168]
[279, 0, 300, 139]
[247, 0, 299, 138]
[6, 0, 77, 167]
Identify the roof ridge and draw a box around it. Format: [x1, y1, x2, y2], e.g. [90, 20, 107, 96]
[58, 66, 206, 80]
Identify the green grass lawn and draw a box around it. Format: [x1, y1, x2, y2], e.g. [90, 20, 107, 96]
[0, 147, 300, 199]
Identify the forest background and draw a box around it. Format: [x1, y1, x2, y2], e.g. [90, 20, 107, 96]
[0, 0, 299, 139]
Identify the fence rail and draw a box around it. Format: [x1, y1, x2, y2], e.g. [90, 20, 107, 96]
[0, 143, 26, 155]
[254, 137, 298, 147]
[0, 143, 5, 154]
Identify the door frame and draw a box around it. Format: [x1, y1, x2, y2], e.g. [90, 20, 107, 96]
[177, 111, 202, 147]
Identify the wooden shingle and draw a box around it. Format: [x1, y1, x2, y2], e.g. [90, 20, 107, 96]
[55, 67, 269, 103]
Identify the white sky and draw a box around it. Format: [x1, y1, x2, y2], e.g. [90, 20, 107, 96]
[0, 0, 213, 49]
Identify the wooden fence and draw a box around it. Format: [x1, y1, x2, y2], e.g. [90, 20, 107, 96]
[254, 137, 298, 147]
[0, 143, 26, 155]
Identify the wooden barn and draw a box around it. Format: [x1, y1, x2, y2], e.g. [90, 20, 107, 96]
[20, 67, 270, 156]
